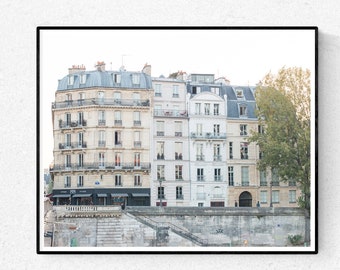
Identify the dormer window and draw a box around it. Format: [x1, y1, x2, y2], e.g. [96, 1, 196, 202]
[68, 75, 74, 85]
[211, 87, 220, 95]
[113, 73, 121, 84]
[236, 88, 244, 99]
[192, 86, 201, 94]
[132, 74, 140, 85]
[239, 104, 247, 117]
[80, 74, 86, 84]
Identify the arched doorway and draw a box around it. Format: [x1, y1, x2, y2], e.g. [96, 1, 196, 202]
[239, 191, 252, 207]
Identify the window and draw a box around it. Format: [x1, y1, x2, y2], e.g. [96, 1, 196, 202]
[214, 144, 221, 161]
[214, 168, 221, 181]
[158, 186, 165, 199]
[115, 174, 122, 186]
[197, 168, 204, 181]
[80, 74, 86, 84]
[98, 111, 105, 126]
[259, 150, 264, 159]
[239, 105, 247, 117]
[198, 203, 204, 207]
[213, 124, 220, 136]
[134, 174, 142, 186]
[236, 88, 243, 99]
[175, 165, 183, 180]
[196, 123, 202, 136]
[156, 121, 164, 136]
[175, 142, 183, 160]
[176, 186, 183, 199]
[78, 93, 85, 105]
[65, 133, 71, 148]
[196, 143, 204, 161]
[113, 73, 121, 84]
[114, 111, 122, 126]
[78, 112, 84, 126]
[134, 153, 140, 167]
[241, 166, 249, 186]
[133, 111, 141, 126]
[98, 91, 105, 103]
[98, 130, 105, 147]
[155, 84, 162, 97]
[240, 142, 248, 159]
[114, 92, 121, 102]
[272, 190, 280, 203]
[228, 166, 234, 186]
[229, 142, 233, 159]
[65, 155, 71, 168]
[68, 75, 74, 85]
[213, 104, 220, 115]
[260, 171, 267, 186]
[195, 103, 201, 115]
[289, 180, 297, 186]
[211, 87, 220, 95]
[173, 85, 179, 97]
[114, 131, 122, 147]
[115, 152, 121, 167]
[77, 175, 84, 187]
[157, 142, 164, 160]
[175, 121, 182, 137]
[192, 86, 201, 94]
[99, 153, 105, 168]
[260, 191, 267, 204]
[258, 125, 265, 134]
[78, 132, 84, 147]
[204, 103, 210, 115]
[64, 176, 71, 187]
[157, 165, 165, 181]
[133, 92, 140, 104]
[132, 74, 140, 85]
[240, 124, 247, 136]
[78, 154, 83, 167]
[65, 113, 71, 126]
[272, 168, 280, 186]
[289, 190, 296, 203]
[134, 131, 141, 148]
[66, 94, 72, 105]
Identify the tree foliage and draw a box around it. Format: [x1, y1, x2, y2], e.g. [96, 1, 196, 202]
[249, 67, 311, 209]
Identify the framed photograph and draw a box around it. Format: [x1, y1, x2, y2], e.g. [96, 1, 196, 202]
[37, 26, 317, 254]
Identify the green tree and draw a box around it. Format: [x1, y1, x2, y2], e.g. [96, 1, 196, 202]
[249, 67, 311, 210]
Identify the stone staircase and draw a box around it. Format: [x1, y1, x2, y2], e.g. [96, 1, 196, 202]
[96, 218, 124, 247]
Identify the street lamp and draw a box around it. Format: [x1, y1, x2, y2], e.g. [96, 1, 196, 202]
[270, 181, 273, 207]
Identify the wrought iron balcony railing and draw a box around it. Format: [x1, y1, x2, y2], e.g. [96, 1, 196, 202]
[214, 175, 222, 182]
[154, 109, 188, 118]
[59, 120, 87, 129]
[52, 98, 150, 109]
[197, 175, 205, 182]
[191, 132, 226, 140]
[59, 142, 87, 150]
[50, 162, 151, 172]
[134, 141, 142, 148]
[213, 155, 222, 161]
[133, 120, 141, 126]
[196, 155, 205, 161]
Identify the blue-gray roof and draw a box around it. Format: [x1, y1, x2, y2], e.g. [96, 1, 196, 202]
[57, 70, 152, 91]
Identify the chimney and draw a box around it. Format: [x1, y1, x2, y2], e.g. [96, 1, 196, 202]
[142, 63, 151, 76]
[176, 70, 187, 81]
[95, 61, 106, 72]
[68, 64, 86, 74]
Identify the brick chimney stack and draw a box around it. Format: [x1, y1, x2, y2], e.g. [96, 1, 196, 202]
[68, 64, 86, 74]
[142, 63, 151, 76]
[95, 61, 106, 72]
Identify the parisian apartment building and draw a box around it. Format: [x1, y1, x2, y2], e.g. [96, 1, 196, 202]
[50, 62, 301, 208]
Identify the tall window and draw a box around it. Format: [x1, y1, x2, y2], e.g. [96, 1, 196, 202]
[78, 154, 83, 168]
[156, 121, 164, 136]
[197, 168, 204, 181]
[214, 144, 221, 161]
[65, 133, 71, 148]
[228, 166, 234, 186]
[157, 186, 165, 199]
[240, 124, 247, 136]
[214, 168, 221, 181]
[77, 175, 84, 187]
[114, 92, 121, 102]
[240, 142, 249, 159]
[98, 111, 105, 126]
[192, 86, 201, 94]
[175, 165, 183, 180]
[196, 143, 204, 161]
[64, 176, 71, 187]
[113, 73, 121, 84]
[172, 85, 179, 97]
[176, 186, 183, 199]
[213, 124, 220, 136]
[134, 174, 141, 186]
[98, 130, 105, 147]
[78, 132, 84, 147]
[134, 153, 140, 167]
[99, 153, 105, 168]
[65, 113, 71, 126]
[272, 168, 280, 186]
[115, 174, 122, 186]
[155, 84, 162, 96]
[196, 123, 202, 136]
[175, 142, 183, 160]
[213, 104, 220, 115]
[229, 142, 233, 159]
[78, 111, 84, 126]
[260, 191, 267, 204]
[134, 131, 141, 148]
[272, 190, 280, 203]
[132, 74, 140, 85]
[80, 74, 86, 84]
[115, 152, 121, 167]
[157, 165, 165, 181]
[239, 105, 247, 117]
[68, 75, 74, 85]
[133, 111, 141, 126]
[175, 121, 182, 137]
[241, 166, 249, 186]
[211, 87, 220, 95]
[289, 190, 296, 203]
[157, 142, 164, 160]
[260, 171, 267, 186]
[114, 131, 122, 146]
[114, 111, 122, 126]
[258, 125, 265, 134]
[204, 103, 210, 115]
[65, 154, 71, 168]
[133, 92, 140, 103]
[98, 91, 105, 104]
[195, 103, 201, 115]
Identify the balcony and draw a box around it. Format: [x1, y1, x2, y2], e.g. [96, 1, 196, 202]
[52, 98, 150, 109]
[213, 155, 222, 162]
[114, 141, 123, 147]
[157, 194, 165, 199]
[260, 181, 267, 186]
[98, 120, 106, 126]
[175, 153, 183, 160]
[98, 140, 106, 147]
[197, 175, 205, 182]
[50, 162, 151, 172]
[172, 93, 179, 98]
[175, 132, 182, 137]
[156, 131, 164, 136]
[214, 175, 222, 182]
[176, 194, 184, 200]
[241, 181, 250, 186]
[196, 155, 205, 161]
[133, 120, 141, 126]
[134, 141, 142, 148]
[114, 120, 122, 126]
[156, 153, 164, 160]
[59, 142, 87, 150]
[59, 120, 87, 129]
[154, 109, 188, 118]
[191, 132, 226, 140]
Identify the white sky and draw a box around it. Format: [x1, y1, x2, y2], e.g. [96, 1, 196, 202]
[40, 29, 315, 169]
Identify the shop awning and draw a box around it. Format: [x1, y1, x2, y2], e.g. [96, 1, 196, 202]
[111, 193, 128, 197]
[97, 193, 108, 197]
[53, 194, 70, 198]
[72, 193, 92, 198]
[131, 193, 150, 197]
